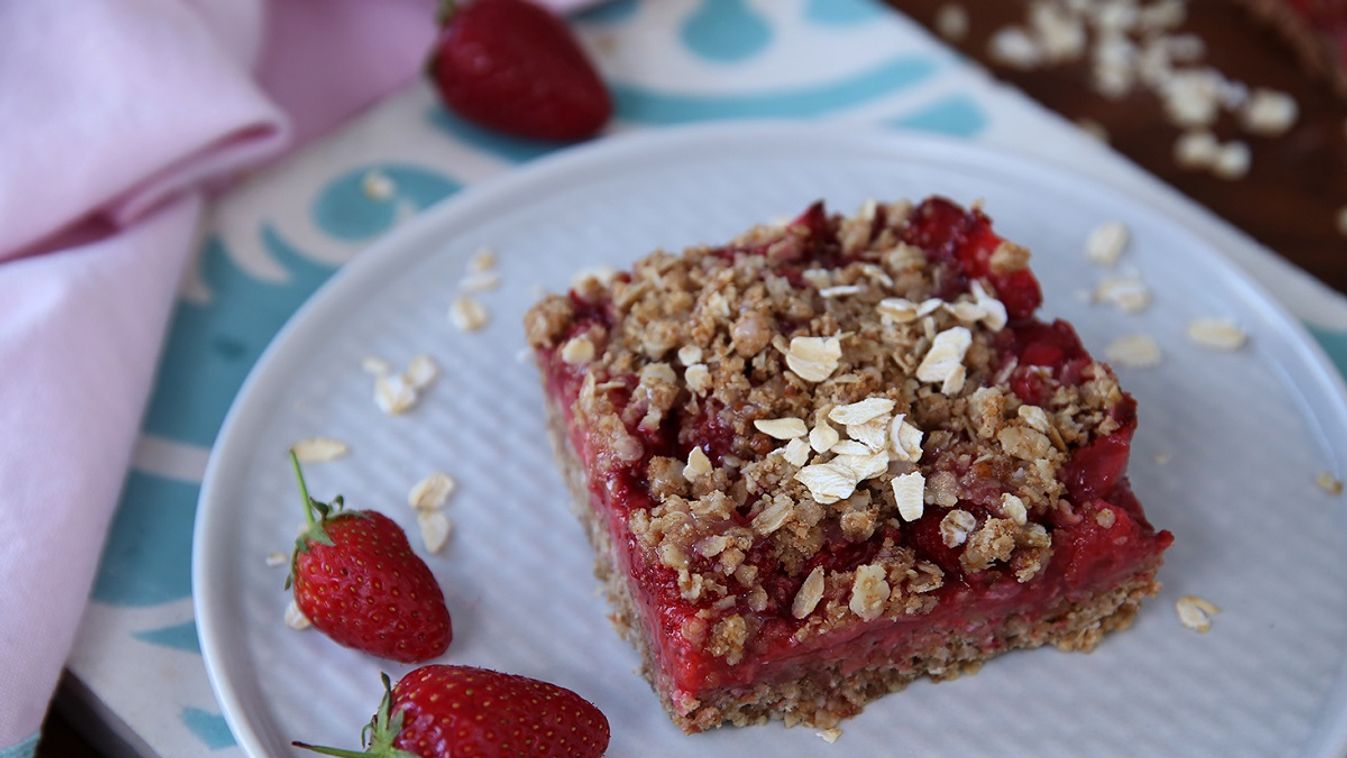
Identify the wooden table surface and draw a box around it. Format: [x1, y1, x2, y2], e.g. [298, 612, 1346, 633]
[39, 3, 1347, 757]
[893, 0, 1347, 293]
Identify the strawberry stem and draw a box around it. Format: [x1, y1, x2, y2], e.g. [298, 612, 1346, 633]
[291, 744, 371, 758]
[293, 674, 418, 758]
[290, 449, 317, 527]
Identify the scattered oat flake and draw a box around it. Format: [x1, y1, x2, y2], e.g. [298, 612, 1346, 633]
[684, 446, 712, 481]
[284, 599, 311, 630]
[291, 436, 349, 463]
[828, 398, 895, 426]
[408, 472, 456, 510]
[892, 471, 925, 522]
[785, 336, 843, 383]
[560, 335, 596, 364]
[1086, 221, 1128, 266]
[817, 727, 843, 744]
[1175, 595, 1220, 633]
[405, 353, 440, 390]
[846, 417, 888, 451]
[1242, 89, 1297, 136]
[752, 497, 795, 535]
[1174, 130, 1220, 169]
[795, 462, 860, 505]
[888, 416, 924, 462]
[810, 419, 841, 454]
[1187, 318, 1246, 350]
[450, 296, 488, 331]
[361, 356, 392, 375]
[781, 438, 811, 467]
[468, 247, 497, 272]
[1212, 141, 1250, 180]
[849, 564, 890, 622]
[459, 271, 500, 292]
[819, 284, 863, 298]
[418, 510, 452, 554]
[833, 451, 890, 482]
[876, 298, 919, 323]
[754, 417, 807, 440]
[916, 298, 944, 317]
[941, 364, 967, 396]
[361, 170, 395, 201]
[1106, 334, 1163, 368]
[1155, 452, 1171, 465]
[1316, 471, 1344, 495]
[793, 566, 827, 620]
[970, 280, 1008, 331]
[1094, 275, 1151, 313]
[935, 3, 968, 41]
[989, 26, 1042, 69]
[916, 326, 972, 384]
[1017, 405, 1051, 433]
[940, 509, 977, 548]
[374, 374, 417, 415]
[1001, 493, 1028, 525]
[830, 440, 873, 456]
[265, 551, 287, 568]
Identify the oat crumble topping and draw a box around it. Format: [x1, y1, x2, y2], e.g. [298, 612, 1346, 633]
[1316, 471, 1344, 495]
[408, 472, 455, 511]
[526, 198, 1140, 663]
[1085, 221, 1128, 267]
[418, 510, 452, 554]
[1187, 317, 1247, 350]
[284, 599, 311, 630]
[291, 436, 349, 463]
[450, 295, 488, 332]
[1175, 594, 1220, 633]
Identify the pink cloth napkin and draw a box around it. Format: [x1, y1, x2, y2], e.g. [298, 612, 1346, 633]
[0, 0, 589, 747]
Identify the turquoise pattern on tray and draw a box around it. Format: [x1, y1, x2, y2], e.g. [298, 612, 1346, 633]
[142, 232, 337, 448]
[312, 164, 460, 242]
[804, 0, 886, 25]
[680, 0, 772, 62]
[427, 106, 567, 163]
[93, 472, 199, 606]
[1309, 325, 1347, 377]
[886, 94, 988, 137]
[181, 708, 236, 750]
[133, 620, 202, 654]
[0, 733, 36, 758]
[574, 0, 637, 24]
[612, 55, 938, 124]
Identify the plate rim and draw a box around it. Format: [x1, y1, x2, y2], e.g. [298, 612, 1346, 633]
[192, 121, 1347, 757]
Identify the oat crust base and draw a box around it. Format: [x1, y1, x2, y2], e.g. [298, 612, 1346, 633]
[546, 393, 1160, 734]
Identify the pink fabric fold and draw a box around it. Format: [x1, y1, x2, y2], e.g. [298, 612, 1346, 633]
[0, 0, 570, 746]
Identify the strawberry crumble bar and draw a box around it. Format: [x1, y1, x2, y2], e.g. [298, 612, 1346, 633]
[525, 198, 1173, 732]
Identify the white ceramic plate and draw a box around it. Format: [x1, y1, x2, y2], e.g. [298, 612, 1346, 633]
[195, 124, 1347, 758]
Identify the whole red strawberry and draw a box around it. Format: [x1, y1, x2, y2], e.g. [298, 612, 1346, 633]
[287, 452, 451, 663]
[294, 666, 611, 758]
[429, 0, 612, 141]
